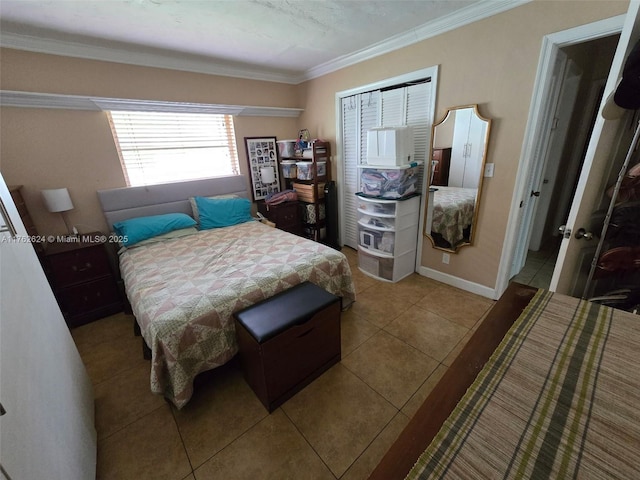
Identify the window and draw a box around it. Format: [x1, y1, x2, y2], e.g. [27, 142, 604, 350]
[108, 111, 239, 186]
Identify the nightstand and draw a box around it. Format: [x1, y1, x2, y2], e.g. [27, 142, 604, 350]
[257, 200, 302, 236]
[43, 232, 122, 328]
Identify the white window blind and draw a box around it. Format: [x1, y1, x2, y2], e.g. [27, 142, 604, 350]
[108, 111, 239, 186]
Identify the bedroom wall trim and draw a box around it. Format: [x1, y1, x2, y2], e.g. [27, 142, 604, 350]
[0, 1, 531, 85]
[305, 0, 531, 82]
[0, 90, 304, 117]
[0, 32, 299, 85]
[418, 266, 496, 299]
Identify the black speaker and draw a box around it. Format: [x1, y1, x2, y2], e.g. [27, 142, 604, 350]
[324, 181, 340, 250]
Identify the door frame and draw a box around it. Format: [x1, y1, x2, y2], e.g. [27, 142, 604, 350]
[334, 65, 439, 271]
[495, 14, 626, 298]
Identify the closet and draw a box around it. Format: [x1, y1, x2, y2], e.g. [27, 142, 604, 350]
[448, 107, 489, 189]
[339, 69, 436, 251]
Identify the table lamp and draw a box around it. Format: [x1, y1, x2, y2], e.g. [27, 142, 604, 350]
[42, 188, 75, 235]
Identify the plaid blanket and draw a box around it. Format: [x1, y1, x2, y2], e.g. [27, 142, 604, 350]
[120, 221, 355, 408]
[408, 290, 640, 479]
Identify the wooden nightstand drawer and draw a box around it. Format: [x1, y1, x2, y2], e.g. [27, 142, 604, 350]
[57, 277, 120, 316]
[44, 232, 123, 327]
[47, 245, 111, 287]
[257, 201, 301, 235]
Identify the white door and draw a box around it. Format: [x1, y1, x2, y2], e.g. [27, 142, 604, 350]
[464, 111, 489, 189]
[0, 175, 96, 479]
[529, 58, 583, 251]
[551, 2, 640, 294]
[449, 109, 468, 187]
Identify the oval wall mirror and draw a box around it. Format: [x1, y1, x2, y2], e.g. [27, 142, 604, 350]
[424, 104, 491, 252]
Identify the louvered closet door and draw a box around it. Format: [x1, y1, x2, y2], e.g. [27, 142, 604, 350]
[405, 82, 432, 189]
[341, 92, 379, 249]
[340, 79, 432, 250]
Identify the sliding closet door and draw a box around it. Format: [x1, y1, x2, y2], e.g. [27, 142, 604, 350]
[341, 92, 379, 249]
[340, 80, 433, 250]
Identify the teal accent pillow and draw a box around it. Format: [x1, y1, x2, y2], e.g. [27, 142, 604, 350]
[113, 213, 197, 246]
[194, 196, 254, 230]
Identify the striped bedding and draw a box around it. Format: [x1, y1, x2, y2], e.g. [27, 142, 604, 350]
[407, 289, 640, 479]
[120, 221, 355, 409]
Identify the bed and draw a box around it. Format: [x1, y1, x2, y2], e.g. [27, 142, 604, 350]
[98, 176, 355, 409]
[370, 283, 640, 479]
[428, 186, 476, 247]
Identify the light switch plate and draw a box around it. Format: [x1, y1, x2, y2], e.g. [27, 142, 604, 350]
[442, 253, 450, 264]
[484, 163, 495, 177]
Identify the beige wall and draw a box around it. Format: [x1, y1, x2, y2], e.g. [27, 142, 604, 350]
[297, 0, 628, 289]
[0, 49, 299, 234]
[0, 0, 630, 289]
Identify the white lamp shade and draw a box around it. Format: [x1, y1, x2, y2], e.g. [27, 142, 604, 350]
[260, 166, 276, 185]
[42, 188, 74, 213]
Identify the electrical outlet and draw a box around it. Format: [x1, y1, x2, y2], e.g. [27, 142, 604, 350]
[484, 163, 495, 177]
[442, 253, 450, 264]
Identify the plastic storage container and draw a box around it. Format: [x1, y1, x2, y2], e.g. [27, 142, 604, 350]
[296, 161, 327, 180]
[356, 194, 420, 282]
[366, 126, 414, 165]
[280, 160, 297, 178]
[277, 140, 297, 158]
[297, 161, 313, 180]
[359, 163, 421, 199]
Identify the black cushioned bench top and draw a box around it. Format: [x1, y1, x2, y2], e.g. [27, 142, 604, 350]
[234, 282, 340, 343]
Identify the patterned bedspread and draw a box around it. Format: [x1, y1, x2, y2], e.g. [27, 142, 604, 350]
[407, 290, 640, 479]
[431, 187, 476, 246]
[119, 221, 356, 409]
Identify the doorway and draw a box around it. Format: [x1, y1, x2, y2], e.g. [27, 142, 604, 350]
[512, 35, 619, 289]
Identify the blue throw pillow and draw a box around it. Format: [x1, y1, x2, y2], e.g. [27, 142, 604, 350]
[113, 213, 197, 246]
[194, 196, 254, 230]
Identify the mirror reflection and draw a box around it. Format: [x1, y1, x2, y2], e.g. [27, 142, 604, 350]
[425, 104, 491, 252]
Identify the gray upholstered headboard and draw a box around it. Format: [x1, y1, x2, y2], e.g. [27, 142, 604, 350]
[97, 175, 249, 230]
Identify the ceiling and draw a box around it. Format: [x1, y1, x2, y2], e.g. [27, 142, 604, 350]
[0, 0, 528, 84]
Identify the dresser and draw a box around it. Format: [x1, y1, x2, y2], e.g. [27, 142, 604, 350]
[431, 148, 451, 186]
[8, 185, 44, 255]
[43, 232, 122, 327]
[257, 200, 302, 235]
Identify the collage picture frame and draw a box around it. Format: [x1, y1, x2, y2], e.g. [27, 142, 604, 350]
[244, 136, 281, 201]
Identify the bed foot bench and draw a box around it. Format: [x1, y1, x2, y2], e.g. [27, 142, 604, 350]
[234, 282, 341, 412]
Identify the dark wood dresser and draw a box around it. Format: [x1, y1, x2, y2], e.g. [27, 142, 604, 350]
[8, 185, 44, 255]
[431, 148, 452, 186]
[43, 232, 122, 328]
[257, 200, 302, 236]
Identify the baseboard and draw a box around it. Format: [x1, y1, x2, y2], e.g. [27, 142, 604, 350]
[418, 266, 497, 299]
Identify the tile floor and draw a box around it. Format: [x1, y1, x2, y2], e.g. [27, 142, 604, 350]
[511, 237, 561, 289]
[72, 246, 495, 480]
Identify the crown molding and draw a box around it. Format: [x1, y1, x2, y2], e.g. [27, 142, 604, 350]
[301, 0, 532, 82]
[0, 0, 531, 85]
[0, 90, 303, 117]
[0, 31, 301, 85]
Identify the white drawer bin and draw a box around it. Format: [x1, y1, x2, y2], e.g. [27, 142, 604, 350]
[366, 126, 415, 166]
